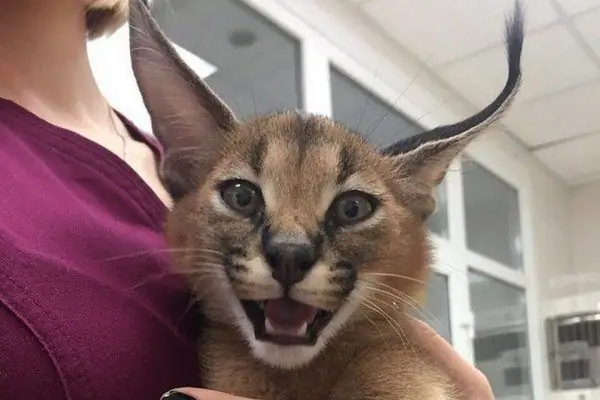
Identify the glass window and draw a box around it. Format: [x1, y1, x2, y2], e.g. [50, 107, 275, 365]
[152, 0, 302, 120]
[423, 271, 452, 342]
[462, 159, 523, 268]
[330, 67, 449, 237]
[469, 270, 532, 399]
[330, 67, 420, 147]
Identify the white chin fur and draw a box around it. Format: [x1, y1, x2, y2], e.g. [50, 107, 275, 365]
[250, 340, 323, 369]
[236, 287, 363, 369]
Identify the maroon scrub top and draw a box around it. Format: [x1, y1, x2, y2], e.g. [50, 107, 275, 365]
[0, 98, 200, 399]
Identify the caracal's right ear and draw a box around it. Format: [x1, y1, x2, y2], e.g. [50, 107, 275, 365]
[128, 0, 238, 201]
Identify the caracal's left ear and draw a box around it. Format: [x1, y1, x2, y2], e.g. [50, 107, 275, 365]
[128, 0, 238, 201]
[382, 1, 525, 218]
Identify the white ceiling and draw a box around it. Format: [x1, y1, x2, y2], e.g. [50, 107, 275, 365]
[347, 0, 600, 186]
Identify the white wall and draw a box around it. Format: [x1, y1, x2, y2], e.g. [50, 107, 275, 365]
[541, 180, 600, 313]
[567, 181, 600, 297]
[541, 181, 600, 400]
[525, 158, 574, 399]
[529, 168, 573, 302]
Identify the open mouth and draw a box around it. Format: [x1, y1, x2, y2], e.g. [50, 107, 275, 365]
[241, 297, 335, 346]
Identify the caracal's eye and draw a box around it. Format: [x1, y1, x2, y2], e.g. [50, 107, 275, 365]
[331, 191, 379, 226]
[219, 179, 263, 217]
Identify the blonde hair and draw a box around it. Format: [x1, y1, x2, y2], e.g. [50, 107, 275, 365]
[85, 0, 129, 39]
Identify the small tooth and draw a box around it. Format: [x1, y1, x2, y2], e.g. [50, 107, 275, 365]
[295, 322, 308, 335]
[265, 319, 275, 334]
[265, 319, 308, 337]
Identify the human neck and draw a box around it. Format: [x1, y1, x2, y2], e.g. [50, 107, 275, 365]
[0, 1, 110, 130]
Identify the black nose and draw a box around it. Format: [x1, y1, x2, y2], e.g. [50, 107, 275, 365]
[263, 242, 317, 287]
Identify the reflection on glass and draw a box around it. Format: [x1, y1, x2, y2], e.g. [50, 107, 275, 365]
[428, 182, 449, 238]
[463, 159, 523, 269]
[469, 270, 532, 399]
[330, 67, 449, 237]
[423, 271, 452, 342]
[153, 0, 302, 120]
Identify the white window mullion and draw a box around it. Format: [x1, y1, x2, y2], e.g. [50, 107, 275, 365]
[301, 40, 332, 117]
[449, 271, 476, 363]
[439, 160, 475, 363]
[446, 159, 468, 248]
[430, 240, 471, 362]
[520, 185, 545, 400]
[466, 251, 527, 289]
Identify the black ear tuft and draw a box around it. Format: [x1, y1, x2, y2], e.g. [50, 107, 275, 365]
[382, 0, 524, 195]
[128, 0, 238, 201]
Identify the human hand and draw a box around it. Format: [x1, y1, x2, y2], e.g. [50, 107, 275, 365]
[405, 317, 495, 399]
[161, 388, 256, 400]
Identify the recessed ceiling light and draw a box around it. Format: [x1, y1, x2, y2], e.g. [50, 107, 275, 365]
[228, 29, 257, 48]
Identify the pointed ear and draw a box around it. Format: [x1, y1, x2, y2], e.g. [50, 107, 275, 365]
[382, 1, 524, 217]
[128, 0, 238, 200]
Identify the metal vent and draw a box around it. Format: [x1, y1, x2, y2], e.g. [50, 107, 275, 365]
[546, 312, 600, 390]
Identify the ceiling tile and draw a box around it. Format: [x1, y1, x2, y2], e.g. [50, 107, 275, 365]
[360, 0, 558, 66]
[554, 0, 600, 15]
[534, 132, 600, 183]
[573, 7, 600, 58]
[435, 25, 599, 109]
[502, 79, 600, 146]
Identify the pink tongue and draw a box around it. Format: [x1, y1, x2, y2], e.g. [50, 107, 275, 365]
[265, 298, 318, 330]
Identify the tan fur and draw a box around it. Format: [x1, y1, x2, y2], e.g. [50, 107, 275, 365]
[166, 113, 453, 399]
[200, 317, 457, 400]
[86, 0, 127, 39]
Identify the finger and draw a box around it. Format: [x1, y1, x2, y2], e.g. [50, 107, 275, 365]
[404, 317, 494, 399]
[161, 388, 257, 400]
